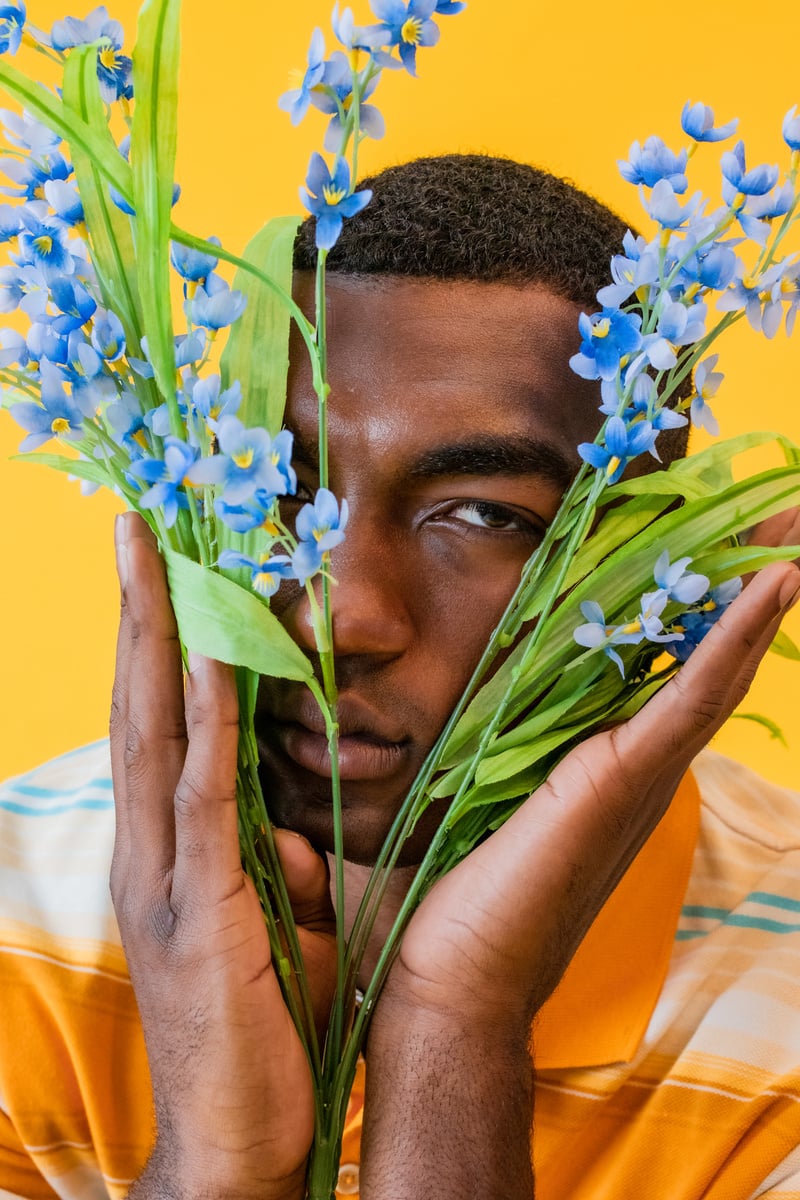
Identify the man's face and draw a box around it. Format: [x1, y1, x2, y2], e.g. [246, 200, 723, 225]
[256, 273, 602, 864]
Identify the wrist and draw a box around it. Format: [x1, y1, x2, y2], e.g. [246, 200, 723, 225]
[128, 1141, 307, 1200]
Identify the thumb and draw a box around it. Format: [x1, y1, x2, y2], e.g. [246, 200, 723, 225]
[273, 828, 335, 934]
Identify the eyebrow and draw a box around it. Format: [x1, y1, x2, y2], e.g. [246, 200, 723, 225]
[288, 429, 574, 491]
[408, 436, 574, 490]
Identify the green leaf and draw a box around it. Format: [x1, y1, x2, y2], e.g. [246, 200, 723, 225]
[163, 549, 313, 682]
[12, 452, 110, 487]
[770, 629, 800, 662]
[130, 0, 182, 413]
[730, 711, 788, 746]
[220, 216, 301, 436]
[0, 56, 133, 201]
[445, 463, 800, 760]
[62, 45, 144, 353]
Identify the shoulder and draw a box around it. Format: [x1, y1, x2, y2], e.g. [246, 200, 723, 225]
[0, 739, 120, 948]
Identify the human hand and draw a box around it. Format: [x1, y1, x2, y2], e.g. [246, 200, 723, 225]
[359, 562, 799, 1199]
[377, 559, 800, 1029]
[110, 512, 336, 1200]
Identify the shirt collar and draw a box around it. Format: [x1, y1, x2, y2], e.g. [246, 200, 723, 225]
[533, 769, 701, 1070]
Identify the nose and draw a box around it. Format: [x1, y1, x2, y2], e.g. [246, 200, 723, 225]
[279, 512, 414, 661]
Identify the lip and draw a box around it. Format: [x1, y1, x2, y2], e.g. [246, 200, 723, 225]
[260, 695, 411, 783]
[274, 722, 408, 782]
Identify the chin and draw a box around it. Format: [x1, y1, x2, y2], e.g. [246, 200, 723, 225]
[256, 747, 447, 868]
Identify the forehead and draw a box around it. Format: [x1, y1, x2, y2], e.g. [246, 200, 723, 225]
[286, 274, 602, 465]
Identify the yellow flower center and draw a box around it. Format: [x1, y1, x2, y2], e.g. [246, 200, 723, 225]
[606, 455, 621, 479]
[741, 273, 759, 290]
[233, 447, 255, 470]
[592, 317, 611, 339]
[621, 619, 642, 635]
[401, 16, 422, 43]
[99, 47, 117, 69]
[51, 417, 70, 434]
[322, 184, 347, 206]
[262, 518, 279, 536]
[33, 234, 53, 257]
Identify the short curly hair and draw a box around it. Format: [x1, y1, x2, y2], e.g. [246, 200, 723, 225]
[293, 154, 689, 461]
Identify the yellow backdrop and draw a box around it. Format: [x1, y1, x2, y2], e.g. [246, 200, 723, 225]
[1, 0, 798, 785]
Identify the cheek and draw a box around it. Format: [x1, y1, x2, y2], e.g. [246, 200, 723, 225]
[409, 529, 529, 672]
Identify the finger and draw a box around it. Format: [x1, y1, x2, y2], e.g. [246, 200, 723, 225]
[170, 652, 241, 908]
[458, 564, 799, 938]
[274, 829, 334, 933]
[110, 512, 186, 892]
[748, 507, 800, 562]
[613, 561, 800, 779]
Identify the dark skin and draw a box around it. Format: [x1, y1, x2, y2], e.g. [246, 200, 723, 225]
[110, 276, 800, 1199]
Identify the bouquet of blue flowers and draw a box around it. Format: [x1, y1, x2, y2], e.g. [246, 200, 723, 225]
[1, 1, 799, 1193]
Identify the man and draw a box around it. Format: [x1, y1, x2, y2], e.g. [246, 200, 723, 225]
[2, 155, 800, 1199]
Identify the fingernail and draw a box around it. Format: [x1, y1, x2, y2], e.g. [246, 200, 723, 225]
[114, 517, 129, 588]
[782, 583, 800, 612]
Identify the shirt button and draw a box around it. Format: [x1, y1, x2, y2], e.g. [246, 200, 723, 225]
[337, 1162, 360, 1195]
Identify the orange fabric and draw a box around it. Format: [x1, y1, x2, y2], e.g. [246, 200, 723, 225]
[534, 769, 701, 1068]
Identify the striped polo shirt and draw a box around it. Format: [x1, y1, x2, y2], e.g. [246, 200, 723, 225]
[1, 742, 799, 1198]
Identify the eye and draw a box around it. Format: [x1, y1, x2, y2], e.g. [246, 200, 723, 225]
[449, 500, 541, 536]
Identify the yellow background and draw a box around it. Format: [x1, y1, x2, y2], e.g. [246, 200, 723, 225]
[0, 0, 798, 783]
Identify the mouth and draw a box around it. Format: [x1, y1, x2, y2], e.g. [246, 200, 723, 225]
[273, 722, 408, 782]
[259, 697, 412, 784]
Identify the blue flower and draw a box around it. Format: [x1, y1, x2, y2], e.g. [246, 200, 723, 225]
[721, 141, 779, 198]
[0, 326, 27, 368]
[618, 136, 688, 193]
[292, 487, 349, 583]
[217, 551, 295, 598]
[643, 179, 703, 230]
[435, 0, 465, 11]
[0, 1, 26, 55]
[0, 203, 21, 242]
[48, 276, 96, 334]
[16, 209, 74, 280]
[51, 6, 132, 101]
[578, 415, 658, 483]
[626, 375, 687, 432]
[783, 106, 800, 152]
[278, 27, 326, 125]
[596, 236, 659, 308]
[689, 355, 723, 435]
[43, 178, 84, 226]
[652, 550, 709, 605]
[0, 108, 60, 155]
[717, 260, 784, 334]
[0, 149, 71, 201]
[311, 51, 386, 152]
[668, 578, 742, 663]
[214, 489, 281, 534]
[572, 600, 645, 678]
[8, 359, 86, 450]
[191, 415, 296, 504]
[368, 0, 440, 75]
[569, 307, 643, 382]
[0, 261, 48, 318]
[332, 3, 394, 58]
[641, 300, 707, 371]
[189, 374, 241, 431]
[680, 101, 737, 144]
[300, 153, 372, 250]
[128, 437, 204, 528]
[170, 236, 220, 289]
[90, 309, 126, 361]
[185, 274, 247, 331]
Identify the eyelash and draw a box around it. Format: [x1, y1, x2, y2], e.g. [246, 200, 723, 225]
[447, 500, 543, 538]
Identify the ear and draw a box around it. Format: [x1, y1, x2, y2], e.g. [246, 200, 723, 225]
[747, 508, 800, 566]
